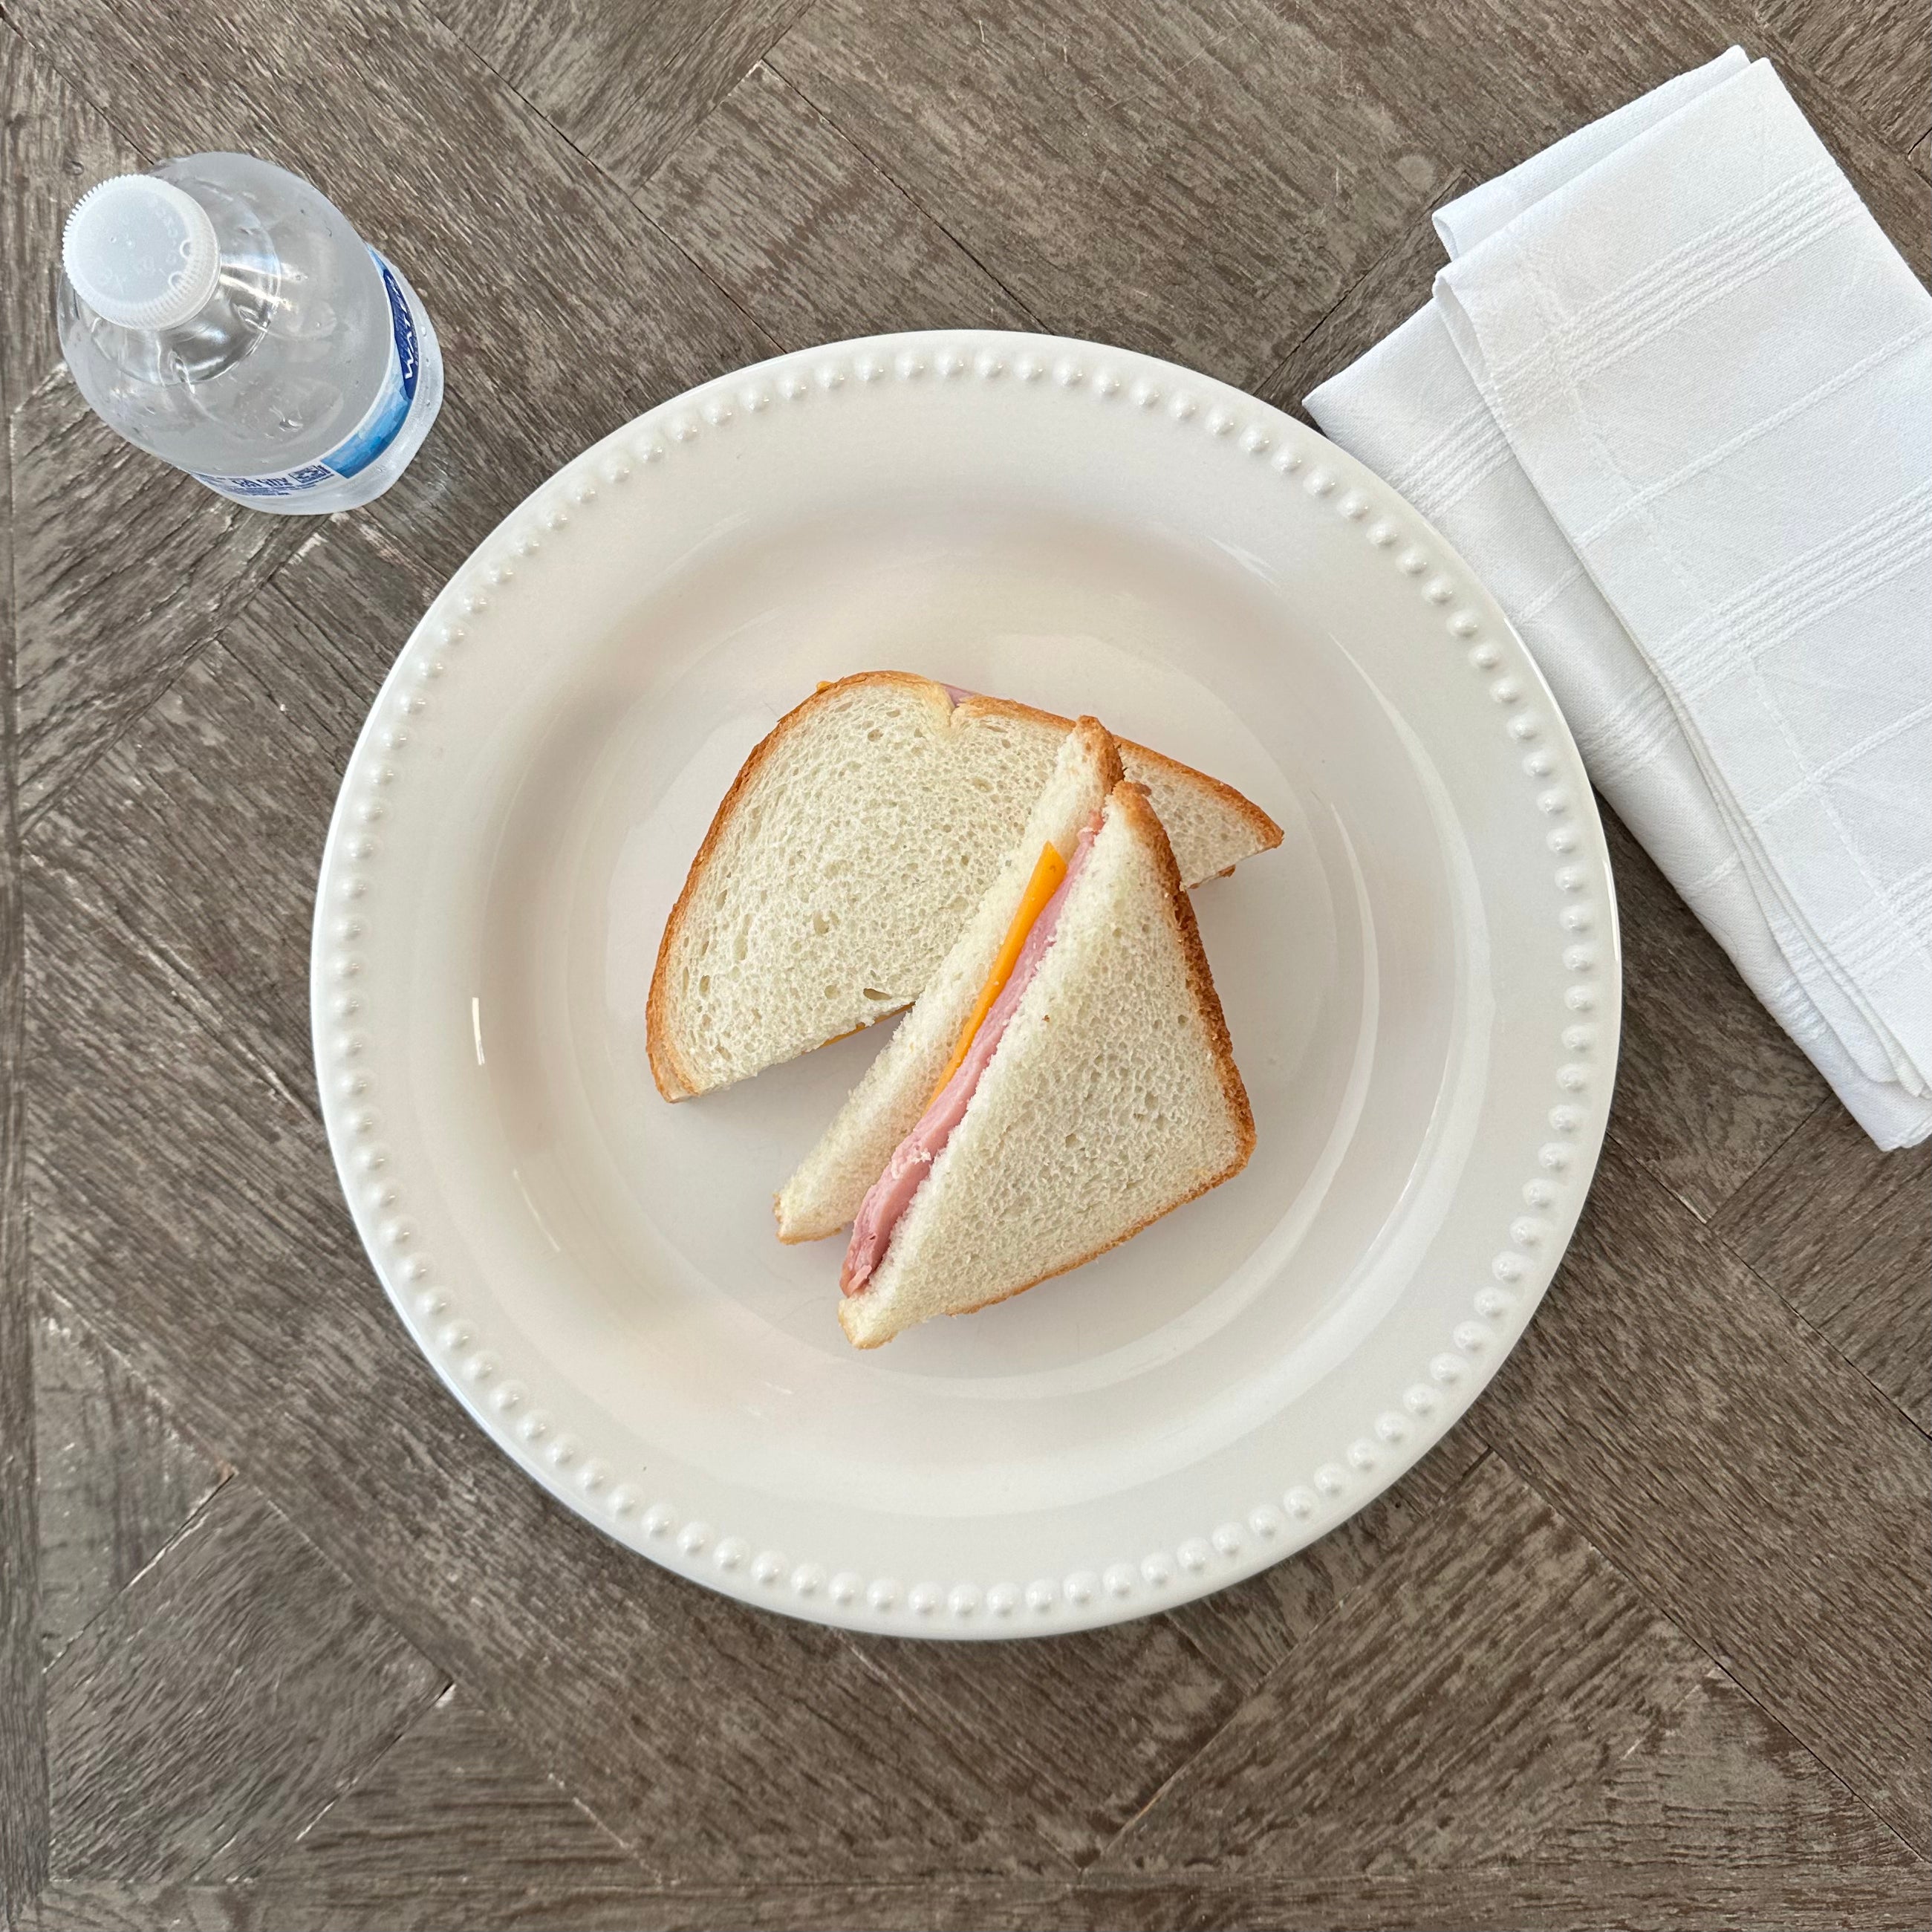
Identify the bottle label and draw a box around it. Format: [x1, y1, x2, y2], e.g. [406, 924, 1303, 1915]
[190, 249, 421, 498]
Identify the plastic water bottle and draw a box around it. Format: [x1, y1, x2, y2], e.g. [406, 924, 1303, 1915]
[57, 154, 443, 513]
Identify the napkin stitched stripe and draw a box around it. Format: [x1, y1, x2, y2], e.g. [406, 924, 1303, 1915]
[1382, 391, 1493, 487]
[1579, 681, 1676, 790]
[1829, 862, 1932, 981]
[1752, 705, 1932, 832]
[1390, 405, 1509, 512]
[1515, 559, 1588, 624]
[1768, 972, 1837, 1049]
[1683, 845, 1745, 899]
[1488, 159, 1849, 385]
[1570, 317, 1932, 551]
[1662, 479, 1932, 698]
[1573, 481, 1931, 787]
[1490, 166, 1861, 424]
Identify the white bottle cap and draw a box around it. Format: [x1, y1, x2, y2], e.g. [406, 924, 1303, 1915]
[62, 175, 221, 330]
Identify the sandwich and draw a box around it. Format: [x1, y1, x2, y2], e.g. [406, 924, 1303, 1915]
[830, 758, 1255, 1347]
[781, 715, 1120, 1239]
[647, 672, 1281, 1102]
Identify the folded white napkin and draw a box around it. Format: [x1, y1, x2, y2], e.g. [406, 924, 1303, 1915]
[1308, 48, 1932, 1149]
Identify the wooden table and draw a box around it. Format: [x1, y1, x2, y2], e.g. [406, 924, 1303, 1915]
[2, 3, 1926, 1928]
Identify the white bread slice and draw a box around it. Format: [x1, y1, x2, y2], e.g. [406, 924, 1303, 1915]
[648, 673, 1281, 1101]
[839, 780, 1255, 1348]
[777, 717, 1126, 1240]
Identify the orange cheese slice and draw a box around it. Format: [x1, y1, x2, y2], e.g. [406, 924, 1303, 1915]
[928, 841, 1067, 1102]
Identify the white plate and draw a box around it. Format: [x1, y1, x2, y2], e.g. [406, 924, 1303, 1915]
[313, 331, 1618, 1637]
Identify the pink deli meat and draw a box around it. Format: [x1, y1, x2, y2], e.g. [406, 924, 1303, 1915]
[840, 817, 1100, 1296]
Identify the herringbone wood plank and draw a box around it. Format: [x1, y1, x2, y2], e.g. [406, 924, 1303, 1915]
[766, 0, 1451, 388]
[27, 1871, 1932, 1932]
[1714, 1100, 1932, 1431]
[1102, 1457, 1717, 1876]
[10, 379, 307, 820]
[1472, 1140, 1932, 1850]
[247, 1682, 660, 1912]
[430, 1, 814, 191]
[1760, 0, 1932, 150]
[634, 62, 1034, 346]
[32, 1310, 227, 1667]
[45, 1485, 443, 1883]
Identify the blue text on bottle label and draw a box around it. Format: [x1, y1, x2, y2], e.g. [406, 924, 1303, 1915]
[191, 250, 420, 498]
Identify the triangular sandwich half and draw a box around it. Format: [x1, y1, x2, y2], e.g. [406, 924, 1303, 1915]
[778, 715, 1123, 1240]
[835, 776, 1255, 1347]
[647, 673, 1280, 1101]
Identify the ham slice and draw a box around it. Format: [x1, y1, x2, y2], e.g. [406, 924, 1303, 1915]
[841, 817, 1100, 1295]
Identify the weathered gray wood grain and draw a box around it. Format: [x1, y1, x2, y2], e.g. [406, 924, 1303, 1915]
[1597, 806, 1828, 1220]
[768, 0, 1450, 388]
[0, 513, 38, 1929]
[28, 1869, 1932, 1932]
[45, 1481, 443, 1882]
[252, 1681, 657, 1906]
[26, 521, 434, 1107]
[432, 0, 812, 190]
[0, 26, 146, 413]
[1164, 1419, 1486, 1692]
[1541, 1668, 1920, 1868]
[0, 557, 36, 1932]
[1254, 1, 1928, 282]
[1775, 59, 1932, 282]
[845, 1618, 1239, 1867]
[31, 1878, 1095, 1932]
[8, 377, 308, 820]
[33, 1306, 227, 1665]
[0, 42, 49, 1916]
[1252, 175, 1467, 423]
[1258, 0, 1720, 186]
[636, 62, 1033, 348]
[1099, 1457, 1713, 1875]
[1472, 1137, 1932, 1851]
[27, 1879, 1103, 1932]
[1076, 1870, 1932, 1932]
[1763, 0, 1932, 152]
[22, 873, 1071, 1883]
[5, 0, 771, 585]
[27, 1888, 254, 1932]
[1715, 1102, 1931, 1431]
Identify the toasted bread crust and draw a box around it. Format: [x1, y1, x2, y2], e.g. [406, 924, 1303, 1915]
[954, 691, 1283, 856]
[1112, 778, 1257, 1165]
[839, 775, 1255, 1347]
[646, 671, 1278, 1102]
[838, 1135, 1252, 1344]
[1064, 713, 1127, 797]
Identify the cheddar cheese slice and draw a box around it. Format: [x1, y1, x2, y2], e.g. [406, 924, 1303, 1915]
[927, 841, 1066, 1101]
